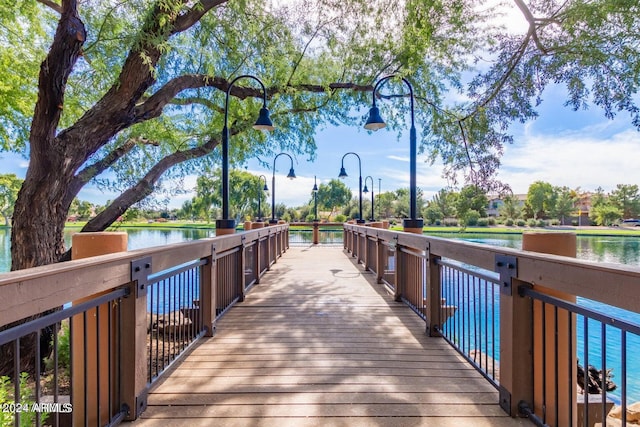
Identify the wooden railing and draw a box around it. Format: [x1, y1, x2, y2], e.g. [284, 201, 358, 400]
[344, 223, 640, 426]
[0, 224, 288, 425]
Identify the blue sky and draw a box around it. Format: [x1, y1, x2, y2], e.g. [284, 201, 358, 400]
[2, 88, 640, 211]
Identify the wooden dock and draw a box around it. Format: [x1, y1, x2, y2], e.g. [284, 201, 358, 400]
[133, 246, 528, 427]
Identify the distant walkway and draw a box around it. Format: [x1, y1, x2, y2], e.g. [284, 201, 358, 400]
[133, 246, 528, 427]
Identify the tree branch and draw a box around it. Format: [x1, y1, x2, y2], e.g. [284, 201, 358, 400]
[63, 137, 159, 208]
[172, 0, 228, 34]
[30, 0, 85, 165]
[36, 0, 62, 14]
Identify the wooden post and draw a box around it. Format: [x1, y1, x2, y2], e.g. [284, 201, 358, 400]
[523, 232, 577, 427]
[425, 250, 442, 337]
[71, 232, 127, 425]
[201, 244, 217, 337]
[312, 221, 319, 245]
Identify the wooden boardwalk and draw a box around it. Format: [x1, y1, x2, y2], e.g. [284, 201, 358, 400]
[133, 246, 529, 427]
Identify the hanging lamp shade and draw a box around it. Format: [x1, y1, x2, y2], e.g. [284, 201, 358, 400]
[364, 106, 386, 131]
[263, 183, 269, 191]
[253, 107, 275, 131]
[287, 168, 296, 179]
[338, 167, 348, 178]
[363, 184, 369, 193]
[312, 183, 318, 192]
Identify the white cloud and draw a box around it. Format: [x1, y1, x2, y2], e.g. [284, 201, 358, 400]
[498, 128, 640, 194]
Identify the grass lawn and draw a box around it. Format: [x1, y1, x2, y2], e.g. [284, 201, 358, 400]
[61, 220, 640, 237]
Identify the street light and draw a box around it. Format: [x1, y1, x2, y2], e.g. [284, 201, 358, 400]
[363, 176, 375, 221]
[270, 153, 296, 224]
[256, 175, 268, 222]
[216, 74, 274, 235]
[338, 152, 365, 224]
[364, 75, 424, 233]
[312, 176, 319, 222]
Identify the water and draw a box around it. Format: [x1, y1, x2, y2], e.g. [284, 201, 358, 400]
[430, 232, 640, 404]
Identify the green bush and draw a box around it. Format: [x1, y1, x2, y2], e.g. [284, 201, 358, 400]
[477, 218, 489, 227]
[527, 219, 537, 227]
[505, 219, 514, 226]
[45, 320, 70, 373]
[0, 373, 49, 426]
[334, 214, 347, 223]
[537, 219, 547, 227]
[517, 219, 526, 227]
[444, 219, 458, 227]
[550, 219, 560, 226]
[488, 217, 496, 226]
[464, 210, 480, 226]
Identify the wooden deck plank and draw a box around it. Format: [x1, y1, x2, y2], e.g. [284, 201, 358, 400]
[133, 246, 526, 426]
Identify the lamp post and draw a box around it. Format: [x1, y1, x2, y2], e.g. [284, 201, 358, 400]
[363, 176, 375, 221]
[270, 153, 296, 224]
[312, 176, 319, 221]
[338, 152, 365, 224]
[216, 74, 274, 235]
[257, 175, 268, 221]
[364, 75, 423, 233]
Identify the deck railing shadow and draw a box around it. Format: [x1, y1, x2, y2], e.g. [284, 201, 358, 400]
[344, 223, 640, 427]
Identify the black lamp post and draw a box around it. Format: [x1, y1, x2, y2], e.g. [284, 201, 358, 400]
[216, 75, 274, 235]
[257, 175, 268, 221]
[364, 75, 423, 232]
[363, 176, 375, 221]
[312, 176, 319, 221]
[270, 153, 296, 224]
[338, 152, 365, 224]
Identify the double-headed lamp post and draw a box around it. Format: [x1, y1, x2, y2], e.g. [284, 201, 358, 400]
[338, 152, 365, 224]
[363, 176, 375, 221]
[216, 75, 274, 235]
[270, 153, 296, 224]
[257, 175, 268, 222]
[312, 176, 319, 221]
[364, 75, 424, 233]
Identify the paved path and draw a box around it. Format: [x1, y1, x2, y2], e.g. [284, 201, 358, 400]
[133, 246, 528, 427]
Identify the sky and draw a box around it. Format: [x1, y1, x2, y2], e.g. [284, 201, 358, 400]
[2, 3, 639, 211]
[2, 88, 640, 211]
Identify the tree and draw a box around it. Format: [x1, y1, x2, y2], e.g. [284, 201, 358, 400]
[526, 181, 554, 219]
[0, 174, 22, 226]
[188, 170, 268, 222]
[609, 184, 640, 219]
[455, 185, 488, 226]
[591, 204, 622, 226]
[317, 179, 352, 220]
[498, 194, 522, 220]
[375, 192, 396, 220]
[551, 186, 576, 224]
[4, 0, 640, 270]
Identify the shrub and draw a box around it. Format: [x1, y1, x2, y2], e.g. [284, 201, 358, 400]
[477, 218, 489, 226]
[488, 217, 496, 226]
[444, 218, 458, 227]
[527, 219, 537, 227]
[0, 373, 49, 426]
[537, 219, 547, 227]
[550, 219, 560, 226]
[505, 219, 514, 226]
[517, 219, 526, 227]
[464, 210, 480, 226]
[334, 214, 347, 223]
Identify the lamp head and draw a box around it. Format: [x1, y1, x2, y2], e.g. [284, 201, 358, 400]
[364, 106, 386, 131]
[287, 168, 296, 179]
[312, 183, 318, 192]
[338, 167, 348, 179]
[253, 107, 275, 131]
[363, 184, 369, 194]
[263, 183, 269, 191]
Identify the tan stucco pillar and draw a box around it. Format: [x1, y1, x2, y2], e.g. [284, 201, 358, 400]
[522, 232, 577, 427]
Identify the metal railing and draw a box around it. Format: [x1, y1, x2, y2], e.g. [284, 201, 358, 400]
[0, 288, 128, 427]
[0, 224, 289, 425]
[344, 223, 640, 426]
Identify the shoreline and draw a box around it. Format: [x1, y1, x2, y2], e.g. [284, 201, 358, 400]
[3, 222, 640, 238]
